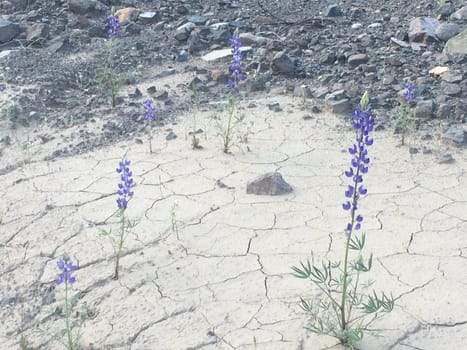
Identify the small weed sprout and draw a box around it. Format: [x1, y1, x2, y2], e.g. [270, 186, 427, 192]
[292, 92, 394, 349]
[143, 98, 157, 153]
[395, 83, 416, 146]
[170, 201, 179, 235]
[214, 32, 246, 153]
[188, 85, 202, 149]
[55, 256, 86, 350]
[100, 158, 136, 279]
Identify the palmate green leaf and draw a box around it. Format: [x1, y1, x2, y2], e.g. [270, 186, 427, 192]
[349, 233, 366, 250]
[299, 297, 313, 312]
[291, 260, 312, 279]
[292, 261, 329, 284]
[362, 290, 394, 314]
[352, 253, 373, 272]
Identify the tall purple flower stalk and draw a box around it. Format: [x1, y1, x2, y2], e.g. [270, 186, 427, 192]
[107, 14, 120, 39]
[403, 83, 416, 103]
[342, 92, 374, 234]
[227, 33, 244, 93]
[116, 159, 134, 210]
[143, 98, 156, 122]
[56, 257, 77, 285]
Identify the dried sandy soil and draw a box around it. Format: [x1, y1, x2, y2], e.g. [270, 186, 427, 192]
[1, 92, 467, 349]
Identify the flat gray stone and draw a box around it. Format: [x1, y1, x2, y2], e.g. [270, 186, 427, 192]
[436, 23, 460, 42]
[271, 52, 295, 74]
[0, 19, 20, 43]
[246, 172, 293, 196]
[443, 28, 467, 55]
[442, 126, 466, 147]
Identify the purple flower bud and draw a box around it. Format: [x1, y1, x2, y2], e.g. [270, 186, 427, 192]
[107, 14, 120, 39]
[116, 159, 134, 209]
[228, 33, 244, 93]
[403, 83, 416, 103]
[56, 257, 77, 285]
[143, 98, 156, 122]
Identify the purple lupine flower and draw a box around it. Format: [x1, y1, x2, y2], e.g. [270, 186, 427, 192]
[342, 93, 374, 233]
[116, 159, 134, 210]
[403, 83, 416, 103]
[227, 33, 244, 93]
[107, 14, 120, 39]
[143, 98, 156, 122]
[56, 257, 77, 285]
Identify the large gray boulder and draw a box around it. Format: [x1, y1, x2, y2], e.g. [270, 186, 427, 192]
[0, 19, 20, 44]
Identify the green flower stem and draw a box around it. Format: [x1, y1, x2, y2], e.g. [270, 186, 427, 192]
[114, 209, 125, 279]
[340, 159, 361, 332]
[65, 280, 73, 350]
[224, 96, 236, 153]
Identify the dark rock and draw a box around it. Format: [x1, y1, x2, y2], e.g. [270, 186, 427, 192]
[437, 103, 452, 119]
[155, 90, 168, 100]
[174, 22, 195, 41]
[187, 31, 205, 53]
[436, 23, 460, 42]
[408, 17, 439, 44]
[177, 50, 189, 62]
[0, 19, 20, 43]
[246, 172, 293, 196]
[240, 32, 267, 46]
[128, 88, 142, 98]
[441, 83, 461, 97]
[319, 52, 336, 65]
[414, 100, 434, 119]
[271, 52, 295, 74]
[450, 6, 467, 21]
[267, 102, 282, 112]
[348, 53, 368, 68]
[68, 0, 97, 15]
[165, 130, 177, 141]
[441, 71, 463, 83]
[326, 4, 342, 17]
[326, 99, 352, 114]
[438, 3, 455, 17]
[186, 15, 208, 25]
[139, 12, 159, 24]
[442, 126, 466, 146]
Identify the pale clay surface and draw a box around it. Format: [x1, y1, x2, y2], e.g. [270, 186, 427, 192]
[1, 95, 467, 350]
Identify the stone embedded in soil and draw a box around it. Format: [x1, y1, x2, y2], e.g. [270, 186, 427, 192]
[326, 4, 342, 17]
[68, 0, 92, 14]
[246, 172, 293, 196]
[435, 23, 460, 42]
[443, 28, 467, 55]
[348, 53, 368, 68]
[0, 19, 20, 43]
[239, 32, 267, 46]
[174, 22, 196, 41]
[414, 100, 434, 119]
[442, 126, 466, 147]
[271, 52, 295, 74]
[139, 12, 159, 24]
[408, 17, 440, 44]
[441, 82, 462, 97]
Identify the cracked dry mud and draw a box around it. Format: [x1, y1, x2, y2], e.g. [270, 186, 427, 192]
[1, 95, 467, 350]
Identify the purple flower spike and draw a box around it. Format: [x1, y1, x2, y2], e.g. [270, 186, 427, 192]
[342, 92, 374, 234]
[116, 159, 134, 210]
[227, 33, 244, 93]
[56, 257, 77, 285]
[143, 98, 156, 122]
[107, 14, 120, 39]
[403, 83, 416, 103]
